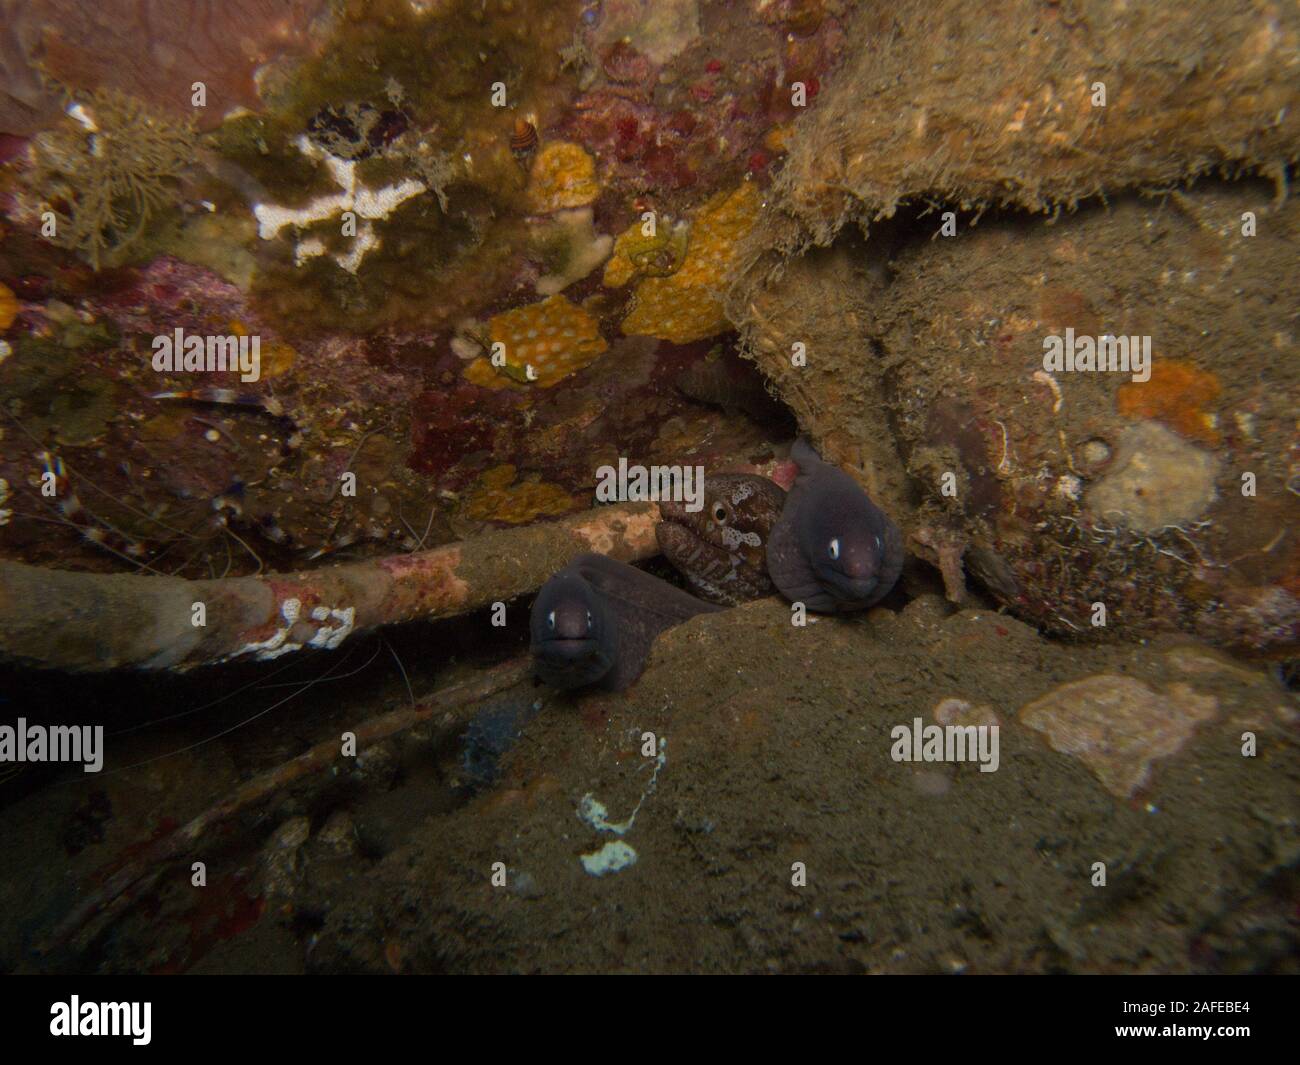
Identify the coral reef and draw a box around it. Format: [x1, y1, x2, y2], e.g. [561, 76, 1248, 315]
[621, 182, 760, 343]
[1, 0, 1294, 657]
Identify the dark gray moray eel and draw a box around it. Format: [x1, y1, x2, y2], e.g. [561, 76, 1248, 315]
[530, 552, 724, 691]
[766, 438, 904, 613]
[656, 474, 788, 605]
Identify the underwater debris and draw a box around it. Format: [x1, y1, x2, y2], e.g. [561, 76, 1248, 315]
[43, 655, 535, 952]
[27, 90, 197, 269]
[0, 502, 659, 671]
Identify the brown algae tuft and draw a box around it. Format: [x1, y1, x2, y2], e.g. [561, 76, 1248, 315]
[27, 90, 197, 269]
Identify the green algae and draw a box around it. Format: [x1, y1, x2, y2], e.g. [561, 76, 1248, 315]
[206, 114, 341, 208]
[0, 333, 119, 447]
[207, 0, 585, 335]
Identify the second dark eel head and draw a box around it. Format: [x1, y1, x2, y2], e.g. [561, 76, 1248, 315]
[530, 552, 723, 691]
[765, 438, 905, 614]
[534, 439, 903, 692]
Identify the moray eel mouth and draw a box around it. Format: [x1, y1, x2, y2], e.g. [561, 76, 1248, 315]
[538, 635, 600, 656]
[655, 499, 697, 537]
[824, 573, 879, 603]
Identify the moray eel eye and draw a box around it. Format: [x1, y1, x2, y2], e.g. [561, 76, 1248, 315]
[547, 610, 556, 629]
[712, 502, 729, 523]
[828, 537, 841, 561]
[586, 610, 593, 630]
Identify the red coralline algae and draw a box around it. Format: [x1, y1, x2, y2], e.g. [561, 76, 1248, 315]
[1, 0, 330, 133]
[601, 39, 655, 85]
[560, 1, 845, 202]
[82, 257, 251, 337]
[407, 385, 517, 481]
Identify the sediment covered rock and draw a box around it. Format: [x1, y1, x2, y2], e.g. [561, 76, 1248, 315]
[772, 0, 1300, 245]
[738, 182, 1299, 654]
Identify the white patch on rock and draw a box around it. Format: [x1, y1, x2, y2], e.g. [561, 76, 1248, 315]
[252, 135, 425, 274]
[1054, 473, 1082, 501]
[308, 605, 356, 650]
[580, 840, 638, 877]
[533, 207, 613, 297]
[236, 597, 306, 661]
[1084, 422, 1221, 533]
[594, 0, 700, 64]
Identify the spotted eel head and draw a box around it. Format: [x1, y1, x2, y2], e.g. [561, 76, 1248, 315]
[656, 474, 787, 605]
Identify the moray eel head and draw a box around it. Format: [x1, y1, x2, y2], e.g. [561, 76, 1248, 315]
[802, 496, 889, 605]
[767, 438, 904, 613]
[530, 572, 615, 689]
[656, 474, 786, 605]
